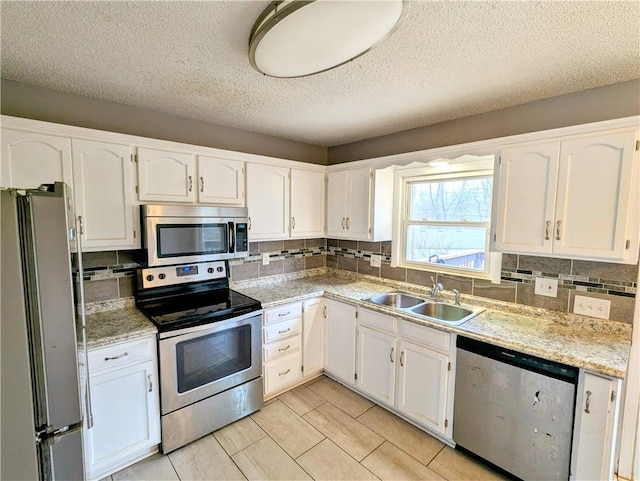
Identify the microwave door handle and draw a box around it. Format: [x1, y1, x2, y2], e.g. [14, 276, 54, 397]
[228, 222, 235, 253]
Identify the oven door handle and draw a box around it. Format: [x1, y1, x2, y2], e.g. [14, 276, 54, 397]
[228, 221, 235, 254]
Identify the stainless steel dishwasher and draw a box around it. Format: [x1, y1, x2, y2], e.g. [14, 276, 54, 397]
[454, 336, 578, 481]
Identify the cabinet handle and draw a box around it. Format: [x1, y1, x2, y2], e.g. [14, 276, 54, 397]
[390, 347, 395, 363]
[278, 328, 291, 334]
[278, 312, 291, 317]
[346, 217, 350, 229]
[341, 217, 346, 229]
[148, 374, 153, 393]
[400, 350, 405, 367]
[77, 216, 84, 236]
[323, 305, 327, 318]
[248, 217, 252, 230]
[279, 369, 291, 377]
[585, 390, 592, 413]
[104, 351, 128, 361]
[555, 220, 562, 241]
[545, 220, 551, 240]
[278, 344, 291, 352]
[188, 176, 193, 192]
[200, 176, 204, 193]
[291, 217, 296, 229]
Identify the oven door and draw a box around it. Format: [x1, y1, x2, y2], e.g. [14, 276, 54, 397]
[158, 312, 262, 415]
[145, 216, 234, 266]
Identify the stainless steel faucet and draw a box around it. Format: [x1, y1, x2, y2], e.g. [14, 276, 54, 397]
[453, 288, 461, 305]
[430, 276, 444, 301]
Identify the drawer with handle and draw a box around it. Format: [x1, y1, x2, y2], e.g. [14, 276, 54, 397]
[263, 317, 302, 343]
[264, 351, 302, 395]
[264, 334, 302, 362]
[264, 302, 302, 325]
[88, 337, 154, 373]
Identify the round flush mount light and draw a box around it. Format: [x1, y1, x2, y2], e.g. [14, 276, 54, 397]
[249, 0, 410, 78]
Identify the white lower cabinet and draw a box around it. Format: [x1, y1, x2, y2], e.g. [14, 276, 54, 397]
[323, 299, 356, 385]
[570, 371, 622, 481]
[84, 336, 160, 481]
[302, 298, 324, 378]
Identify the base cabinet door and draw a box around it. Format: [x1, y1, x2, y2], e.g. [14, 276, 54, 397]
[302, 298, 324, 378]
[356, 325, 396, 406]
[84, 360, 160, 480]
[323, 299, 356, 385]
[396, 339, 450, 435]
[570, 371, 622, 481]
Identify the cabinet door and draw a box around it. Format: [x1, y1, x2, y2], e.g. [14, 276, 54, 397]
[136, 147, 195, 202]
[72, 139, 137, 250]
[356, 325, 396, 406]
[323, 299, 356, 384]
[346, 167, 372, 239]
[85, 360, 160, 479]
[571, 372, 621, 481]
[1, 129, 72, 189]
[396, 339, 449, 435]
[493, 143, 559, 254]
[326, 170, 348, 237]
[302, 298, 324, 378]
[290, 169, 325, 238]
[197, 156, 244, 205]
[554, 132, 637, 261]
[246, 163, 290, 240]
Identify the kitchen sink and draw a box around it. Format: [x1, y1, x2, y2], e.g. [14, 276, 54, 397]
[365, 292, 484, 325]
[410, 302, 483, 325]
[367, 292, 425, 308]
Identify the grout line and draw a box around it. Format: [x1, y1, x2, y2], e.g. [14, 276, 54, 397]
[164, 450, 182, 481]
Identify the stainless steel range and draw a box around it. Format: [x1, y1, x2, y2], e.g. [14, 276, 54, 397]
[136, 260, 263, 453]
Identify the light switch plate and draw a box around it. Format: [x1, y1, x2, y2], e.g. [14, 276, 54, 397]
[574, 295, 610, 319]
[534, 277, 558, 297]
[262, 253, 270, 265]
[370, 254, 382, 267]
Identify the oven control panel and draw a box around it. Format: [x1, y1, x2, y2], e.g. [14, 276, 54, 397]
[140, 261, 227, 289]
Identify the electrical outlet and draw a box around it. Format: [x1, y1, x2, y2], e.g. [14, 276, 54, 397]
[534, 277, 558, 297]
[370, 254, 382, 267]
[574, 295, 610, 319]
[262, 253, 270, 265]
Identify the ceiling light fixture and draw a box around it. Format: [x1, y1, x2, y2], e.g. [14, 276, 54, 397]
[249, 0, 409, 78]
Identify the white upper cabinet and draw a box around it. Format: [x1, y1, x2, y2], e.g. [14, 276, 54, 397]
[290, 168, 325, 238]
[1, 129, 73, 188]
[493, 130, 639, 263]
[326, 166, 393, 241]
[136, 147, 196, 203]
[246, 163, 290, 240]
[72, 139, 138, 251]
[197, 156, 244, 205]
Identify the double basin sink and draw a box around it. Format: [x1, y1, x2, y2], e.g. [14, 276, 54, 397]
[365, 292, 484, 326]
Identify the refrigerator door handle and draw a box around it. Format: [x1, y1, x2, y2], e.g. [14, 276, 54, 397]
[75, 215, 94, 429]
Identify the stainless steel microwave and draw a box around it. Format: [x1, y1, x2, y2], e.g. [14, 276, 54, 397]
[141, 205, 249, 267]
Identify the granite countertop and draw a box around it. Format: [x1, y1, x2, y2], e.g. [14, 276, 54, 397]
[85, 307, 157, 349]
[234, 273, 632, 379]
[84, 272, 631, 378]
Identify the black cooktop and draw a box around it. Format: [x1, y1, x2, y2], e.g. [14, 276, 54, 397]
[137, 287, 262, 332]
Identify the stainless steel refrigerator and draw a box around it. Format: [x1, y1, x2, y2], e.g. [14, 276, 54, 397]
[1, 183, 85, 480]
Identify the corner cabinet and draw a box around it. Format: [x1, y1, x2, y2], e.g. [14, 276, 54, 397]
[1, 128, 73, 189]
[570, 371, 622, 481]
[84, 335, 160, 481]
[323, 299, 357, 385]
[493, 130, 639, 263]
[72, 139, 138, 250]
[326, 166, 393, 241]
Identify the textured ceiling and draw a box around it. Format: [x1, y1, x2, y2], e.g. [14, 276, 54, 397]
[1, 1, 639, 147]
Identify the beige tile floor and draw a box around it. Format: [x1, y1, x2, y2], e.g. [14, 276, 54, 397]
[106, 376, 508, 481]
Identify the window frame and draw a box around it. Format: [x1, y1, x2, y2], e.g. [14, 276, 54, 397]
[392, 156, 501, 282]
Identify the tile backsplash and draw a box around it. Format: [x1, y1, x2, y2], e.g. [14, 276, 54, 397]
[327, 239, 638, 324]
[80, 238, 637, 324]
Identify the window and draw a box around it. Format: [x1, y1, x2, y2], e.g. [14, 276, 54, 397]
[393, 155, 501, 280]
